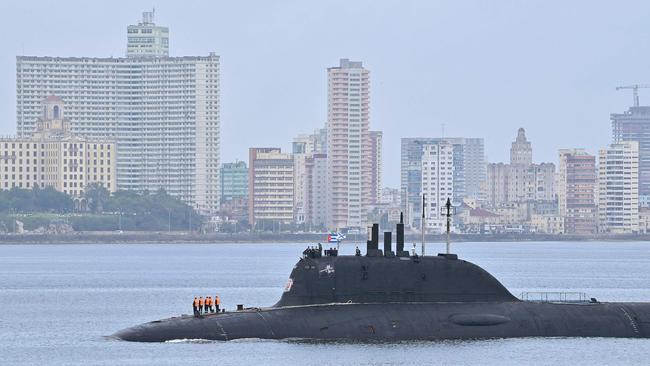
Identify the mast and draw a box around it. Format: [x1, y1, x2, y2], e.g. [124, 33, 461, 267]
[445, 198, 451, 254]
[421, 194, 426, 256]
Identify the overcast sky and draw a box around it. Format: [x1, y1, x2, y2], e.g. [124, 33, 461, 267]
[0, 0, 647, 187]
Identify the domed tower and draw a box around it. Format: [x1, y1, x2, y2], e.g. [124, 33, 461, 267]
[34, 96, 71, 137]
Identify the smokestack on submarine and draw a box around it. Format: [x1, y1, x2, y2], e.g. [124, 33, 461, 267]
[384, 231, 393, 257]
[396, 212, 408, 256]
[366, 223, 381, 256]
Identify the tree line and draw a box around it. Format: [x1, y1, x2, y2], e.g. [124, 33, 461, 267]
[0, 185, 202, 232]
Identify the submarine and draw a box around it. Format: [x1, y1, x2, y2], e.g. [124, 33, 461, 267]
[114, 209, 650, 342]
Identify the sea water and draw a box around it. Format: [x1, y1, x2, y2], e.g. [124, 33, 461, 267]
[1, 242, 650, 365]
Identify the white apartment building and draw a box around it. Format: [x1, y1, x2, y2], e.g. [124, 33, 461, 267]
[421, 142, 454, 233]
[127, 10, 169, 58]
[0, 96, 116, 200]
[598, 142, 639, 233]
[305, 153, 328, 229]
[16, 14, 220, 213]
[326, 59, 371, 230]
[248, 148, 294, 228]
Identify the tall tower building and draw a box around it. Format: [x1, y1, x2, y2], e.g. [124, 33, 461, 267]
[326, 59, 370, 229]
[369, 131, 383, 205]
[558, 149, 597, 234]
[401, 137, 485, 227]
[612, 106, 650, 206]
[510, 128, 533, 165]
[421, 142, 454, 233]
[485, 128, 555, 207]
[126, 10, 169, 58]
[598, 142, 639, 233]
[16, 13, 220, 213]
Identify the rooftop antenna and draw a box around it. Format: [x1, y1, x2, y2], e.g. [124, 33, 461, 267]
[421, 194, 426, 256]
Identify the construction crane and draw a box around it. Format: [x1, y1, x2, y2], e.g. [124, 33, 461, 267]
[616, 84, 650, 107]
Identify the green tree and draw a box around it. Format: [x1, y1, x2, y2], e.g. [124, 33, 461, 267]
[84, 183, 110, 213]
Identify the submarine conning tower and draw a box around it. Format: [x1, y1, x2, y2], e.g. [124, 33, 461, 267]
[274, 213, 518, 307]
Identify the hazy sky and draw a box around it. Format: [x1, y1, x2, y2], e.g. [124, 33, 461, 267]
[0, 1, 648, 187]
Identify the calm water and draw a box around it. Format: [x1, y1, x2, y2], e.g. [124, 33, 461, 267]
[2, 241, 650, 365]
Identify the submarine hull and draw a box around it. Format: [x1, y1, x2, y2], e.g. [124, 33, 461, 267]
[113, 301, 650, 342]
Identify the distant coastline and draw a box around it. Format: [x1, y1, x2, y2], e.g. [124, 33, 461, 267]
[0, 231, 649, 244]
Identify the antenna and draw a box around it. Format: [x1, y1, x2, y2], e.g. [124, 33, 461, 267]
[421, 194, 426, 256]
[440, 198, 456, 254]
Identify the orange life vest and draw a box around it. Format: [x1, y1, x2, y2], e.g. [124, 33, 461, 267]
[199, 297, 204, 306]
[215, 296, 220, 305]
[207, 297, 212, 306]
[193, 298, 198, 307]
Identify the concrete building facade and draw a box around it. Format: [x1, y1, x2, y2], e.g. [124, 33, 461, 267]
[558, 149, 597, 234]
[369, 130, 382, 206]
[219, 161, 248, 204]
[126, 10, 169, 58]
[401, 137, 485, 227]
[248, 148, 294, 229]
[421, 142, 454, 233]
[598, 142, 639, 233]
[326, 59, 371, 229]
[16, 15, 220, 213]
[485, 128, 556, 207]
[0, 96, 116, 198]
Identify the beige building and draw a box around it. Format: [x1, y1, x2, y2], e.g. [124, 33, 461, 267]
[531, 214, 565, 234]
[0, 96, 116, 199]
[598, 142, 639, 233]
[369, 130, 383, 205]
[248, 148, 294, 229]
[326, 59, 371, 230]
[486, 128, 556, 206]
[558, 149, 597, 234]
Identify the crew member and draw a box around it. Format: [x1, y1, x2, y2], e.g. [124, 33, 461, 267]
[355, 246, 361, 256]
[205, 296, 210, 313]
[215, 295, 220, 312]
[193, 297, 199, 316]
[208, 296, 214, 313]
[199, 296, 205, 314]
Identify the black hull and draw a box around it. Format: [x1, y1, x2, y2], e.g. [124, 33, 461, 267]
[113, 301, 650, 342]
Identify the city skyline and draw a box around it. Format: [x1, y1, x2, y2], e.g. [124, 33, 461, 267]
[1, 1, 648, 187]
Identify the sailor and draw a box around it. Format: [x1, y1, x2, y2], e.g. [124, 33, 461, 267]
[192, 297, 199, 316]
[205, 296, 211, 313]
[355, 246, 361, 256]
[199, 296, 205, 314]
[209, 296, 214, 312]
[215, 295, 221, 312]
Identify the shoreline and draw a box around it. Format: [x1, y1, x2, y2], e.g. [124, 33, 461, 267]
[0, 231, 649, 244]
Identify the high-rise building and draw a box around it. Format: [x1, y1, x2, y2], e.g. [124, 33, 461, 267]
[126, 10, 169, 58]
[510, 128, 532, 165]
[16, 13, 220, 213]
[326, 59, 371, 229]
[0, 96, 116, 199]
[485, 128, 556, 207]
[219, 161, 248, 204]
[369, 131, 382, 205]
[598, 142, 639, 233]
[421, 142, 454, 233]
[612, 106, 650, 206]
[558, 149, 597, 234]
[400, 137, 485, 227]
[293, 129, 328, 226]
[305, 153, 328, 228]
[248, 148, 294, 228]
